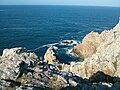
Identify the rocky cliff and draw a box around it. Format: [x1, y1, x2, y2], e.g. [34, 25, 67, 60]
[0, 47, 120, 90]
[0, 47, 76, 90]
[0, 21, 120, 90]
[71, 21, 120, 58]
[65, 21, 120, 78]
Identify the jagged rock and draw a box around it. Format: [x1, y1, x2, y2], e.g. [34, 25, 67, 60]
[0, 47, 40, 80]
[71, 31, 103, 58]
[0, 79, 12, 90]
[0, 47, 71, 89]
[71, 21, 120, 59]
[44, 46, 59, 64]
[89, 71, 118, 83]
[0, 47, 120, 90]
[65, 21, 120, 78]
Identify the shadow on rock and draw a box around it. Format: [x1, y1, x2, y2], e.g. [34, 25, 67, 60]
[61, 71, 120, 90]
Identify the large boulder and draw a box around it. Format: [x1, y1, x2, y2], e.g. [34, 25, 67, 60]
[0, 47, 40, 80]
[44, 46, 59, 64]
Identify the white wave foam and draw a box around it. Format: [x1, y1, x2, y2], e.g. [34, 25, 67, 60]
[28, 43, 58, 51]
[65, 48, 72, 55]
[53, 46, 58, 50]
[60, 33, 71, 39]
[94, 28, 102, 31]
[62, 48, 76, 58]
[102, 27, 109, 29]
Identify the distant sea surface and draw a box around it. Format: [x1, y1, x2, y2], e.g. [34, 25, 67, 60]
[0, 5, 120, 63]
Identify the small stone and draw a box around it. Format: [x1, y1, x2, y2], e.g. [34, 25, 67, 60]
[68, 79, 78, 87]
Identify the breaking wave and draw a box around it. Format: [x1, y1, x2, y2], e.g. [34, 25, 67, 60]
[28, 43, 59, 52]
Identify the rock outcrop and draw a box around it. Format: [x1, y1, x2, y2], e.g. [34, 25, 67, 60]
[71, 21, 120, 59]
[0, 47, 120, 90]
[0, 47, 83, 90]
[71, 31, 103, 58]
[0, 47, 39, 80]
[44, 46, 59, 64]
[65, 21, 120, 78]
[0, 47, 70, 89]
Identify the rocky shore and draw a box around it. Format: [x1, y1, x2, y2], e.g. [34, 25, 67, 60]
[69, 21, 120, 78]
[0, 21, 120, 90]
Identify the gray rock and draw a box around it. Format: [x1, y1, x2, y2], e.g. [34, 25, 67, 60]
[0, 47, 40, 80]
[68, 78, 78, 87]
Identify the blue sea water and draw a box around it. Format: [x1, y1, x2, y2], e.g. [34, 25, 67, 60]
[0, 5, 120, 63]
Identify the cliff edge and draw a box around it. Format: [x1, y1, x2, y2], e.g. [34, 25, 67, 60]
[65, 21, 120, 78]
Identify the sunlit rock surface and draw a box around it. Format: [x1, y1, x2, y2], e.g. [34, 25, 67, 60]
[44, 46, 59, 64]
[0, 47, 82, 89]
[67, 21, 120, 78]
[71, 21, 120, 59]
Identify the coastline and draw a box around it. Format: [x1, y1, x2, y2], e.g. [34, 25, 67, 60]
[0, 20, 120, 89]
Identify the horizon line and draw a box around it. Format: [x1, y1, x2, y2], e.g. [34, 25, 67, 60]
[0, 4, 120, 8]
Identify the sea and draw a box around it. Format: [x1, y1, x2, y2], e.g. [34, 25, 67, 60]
[0, 5, 120, 63]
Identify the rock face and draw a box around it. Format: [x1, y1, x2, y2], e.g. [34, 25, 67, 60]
[71, 22, 120, 59]
[44, 46, 59, 64]
[0, 47, 69, 89]
[67, 21, 120, 78]
[0, 47, 39, 80]
[71, 31, 103, 58]
[0, 47, 81, 90]
[0, 47, 120, 90]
